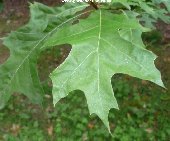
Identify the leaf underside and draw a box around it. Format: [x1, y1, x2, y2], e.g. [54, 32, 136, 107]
[45, 10, 164, 131]
[0, 2, 89, 109]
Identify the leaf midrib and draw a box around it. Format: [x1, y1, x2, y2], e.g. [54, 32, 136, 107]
[96, 10, 105, 116]
[55, 10, 105, 114]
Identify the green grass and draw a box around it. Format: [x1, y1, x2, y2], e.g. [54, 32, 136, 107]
[0, 74, 169, 141]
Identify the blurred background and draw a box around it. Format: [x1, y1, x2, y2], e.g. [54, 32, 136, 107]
[0, 0, 170, 140]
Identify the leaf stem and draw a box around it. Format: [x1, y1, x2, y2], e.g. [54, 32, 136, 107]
[88, 1, 99, 10]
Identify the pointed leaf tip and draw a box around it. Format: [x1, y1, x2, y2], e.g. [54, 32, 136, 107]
[46, 10, 164, 130]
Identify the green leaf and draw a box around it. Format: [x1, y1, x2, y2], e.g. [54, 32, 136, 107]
[45, 10, 164, 131]
[153, 0, 170, 12]
[111, 0, 131, 9]
[0, 2, 88, 109]
[135, 1, 170, 28]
